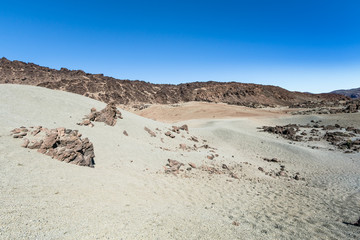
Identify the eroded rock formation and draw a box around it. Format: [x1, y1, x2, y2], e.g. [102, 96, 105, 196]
[11, 126, 95, 167]
[78, 102, 122, 126]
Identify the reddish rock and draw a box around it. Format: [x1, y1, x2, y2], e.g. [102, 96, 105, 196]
[11, 128, 22, 134]
[165, 131, 175, 138]
[165, 159, 184, 174]
[278, 171, 288, 177]
[12, 127, 95, 167]
[179, 124, 189, 132]
[172, 126, 180, 134]
[179, 143, 187, 151]
[41, 132, 58, 149]
[144, 127, 156, 137]
[31, 127, 42, 136]
[56, 127, 66, 136]
[230, 172, 239, 179]
[21, 138, 29, 148]
[188, 162, 196, 168]
[13, 132, 27, 138]
[79, 102, 122, 126]
[82, 119, 91, 126]
[189, 136, 199, 142]
[28, 140, 43, 149]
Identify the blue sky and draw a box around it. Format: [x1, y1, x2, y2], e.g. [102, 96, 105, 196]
[1, 0, 359, 93]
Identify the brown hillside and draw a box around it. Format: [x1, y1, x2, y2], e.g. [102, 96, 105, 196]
[0, 57, 347, 107]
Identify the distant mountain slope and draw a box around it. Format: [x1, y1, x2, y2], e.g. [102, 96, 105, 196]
[0, 57, 347, 107]
[331, 88, 360, 99]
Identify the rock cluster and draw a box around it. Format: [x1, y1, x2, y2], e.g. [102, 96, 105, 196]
[171, 124, 189, 133]
[78, 102, 122, 127]
[263, 158, 280, 163]
[164, 131, 175, 138]
[164, 159, 184, 174]
[163, 125, 189, 138]
[259, 164, 303, 180]
[11, 127, 28, 138]
[11, 126, 95, 167]
[291, 100, 360, 115]
[261, 121, 360, 153]
[198, 164, 240, 179]
[261, 124, 302, 141]
[164, 159, 241, 180]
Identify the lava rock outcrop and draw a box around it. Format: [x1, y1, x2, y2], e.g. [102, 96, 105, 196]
[78, 102, 122, 126]
[0, 57, 347, 107]
[11, 126, 95, 167]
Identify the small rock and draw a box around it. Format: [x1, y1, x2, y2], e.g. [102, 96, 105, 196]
[179, 143, 187, 151]
[354, 218, 360, 226]
[21, 138, 30, 148]
[230, 172, 239, 179]
[278, 171, 288, 177]
[232, 221, 240, 226]
[189, 163, 196, 168]
[222, 164, 229, 170]
[165, 131, 175, 138]
[144, 127, 156, 137]
[189, 136, 199, 142]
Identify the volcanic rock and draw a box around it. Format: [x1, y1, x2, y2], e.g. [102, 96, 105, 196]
[11, 127, 95, 167]
[21, 138, 29, 148]
[144, 127, 156, 137]
[188, 162, 196, 168]
[78, 102, 122, 126]
[165, 159, 184, 174]
[354, 218, 360, 226]
[0, 58, 348, 107]
[179, 144, 187, 151]
[165, 131, 175, 138]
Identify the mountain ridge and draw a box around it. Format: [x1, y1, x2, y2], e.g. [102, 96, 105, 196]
[0, 57, 347, 107]
[331, 87, 360, 99]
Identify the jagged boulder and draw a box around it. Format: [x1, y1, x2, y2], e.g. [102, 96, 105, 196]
[78, 102, 122, 126]
[11, 127, 95, 167]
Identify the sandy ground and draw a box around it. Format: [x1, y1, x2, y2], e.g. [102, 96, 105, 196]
[124, 102, 287, 123]
[0, 84, 359, 240]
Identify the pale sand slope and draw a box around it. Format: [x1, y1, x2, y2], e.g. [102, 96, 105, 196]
[0, 84, 359, 240]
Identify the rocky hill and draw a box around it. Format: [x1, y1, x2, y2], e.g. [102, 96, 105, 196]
[331, 88, 360, 99]
[0, 57, 347, 107]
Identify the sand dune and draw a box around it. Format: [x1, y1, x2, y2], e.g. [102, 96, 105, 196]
[0, 84, 359, 239]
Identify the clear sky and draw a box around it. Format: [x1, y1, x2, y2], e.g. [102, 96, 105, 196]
[1, 0, 359, 93]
